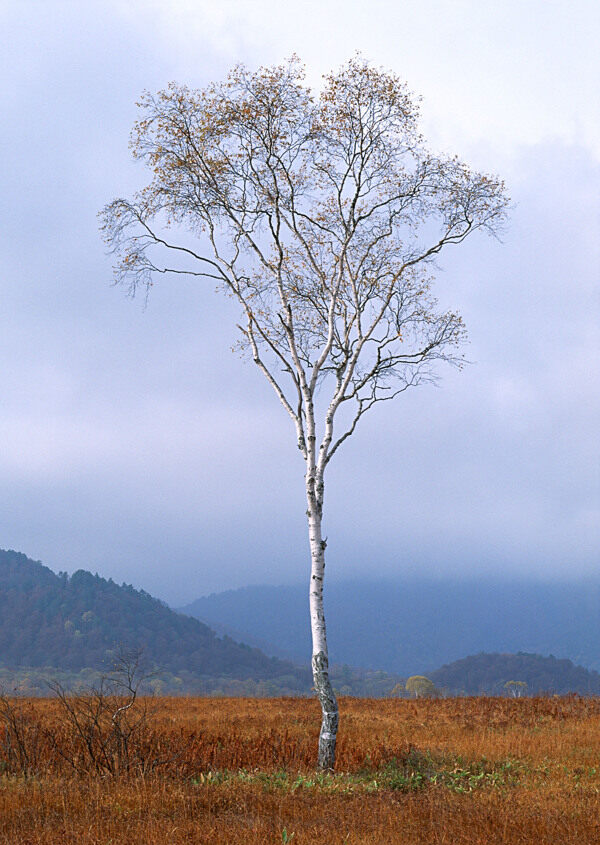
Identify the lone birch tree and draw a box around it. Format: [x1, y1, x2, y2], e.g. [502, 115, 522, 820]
[100, 57, 508, 770]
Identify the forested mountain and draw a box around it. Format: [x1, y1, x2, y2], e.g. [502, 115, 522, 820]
[0, 549, 308, 690]
[429, 652, 600, 696]
[5, 548, 600, 697]
[180, 578, 600, 675]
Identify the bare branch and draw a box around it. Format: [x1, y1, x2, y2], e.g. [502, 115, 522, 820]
[101, 56, 507, 479]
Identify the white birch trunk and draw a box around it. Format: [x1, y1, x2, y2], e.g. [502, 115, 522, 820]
[306, 469, 338, 770]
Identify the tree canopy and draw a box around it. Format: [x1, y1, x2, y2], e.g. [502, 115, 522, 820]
[101, 57, 508, 461]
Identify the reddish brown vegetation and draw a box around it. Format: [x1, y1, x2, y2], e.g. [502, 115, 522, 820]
[1, 695, 599, 843]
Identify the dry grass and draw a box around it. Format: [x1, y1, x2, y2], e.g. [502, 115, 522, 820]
[1, 696, 599, 843]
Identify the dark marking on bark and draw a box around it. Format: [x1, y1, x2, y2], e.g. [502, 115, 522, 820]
[312, 650, 339, 771]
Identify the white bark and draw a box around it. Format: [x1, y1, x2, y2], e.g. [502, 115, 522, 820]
[307, 491, 338, 769]
[305, 419, 338, 770]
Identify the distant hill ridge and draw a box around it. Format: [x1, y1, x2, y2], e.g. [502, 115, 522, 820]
[180, 578, 600, 675]
[0, 548, 308, 690]
[429, 652, 600, 696]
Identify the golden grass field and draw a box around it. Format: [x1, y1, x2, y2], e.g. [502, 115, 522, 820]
[1, 695, 599, 843]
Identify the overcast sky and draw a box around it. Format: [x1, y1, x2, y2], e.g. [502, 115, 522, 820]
[1, 1, 598, 605]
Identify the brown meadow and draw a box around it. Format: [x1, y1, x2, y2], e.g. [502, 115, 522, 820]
[1, 695, 599, 843]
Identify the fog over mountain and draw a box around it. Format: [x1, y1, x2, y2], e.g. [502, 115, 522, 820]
[180, 578, 600, 676]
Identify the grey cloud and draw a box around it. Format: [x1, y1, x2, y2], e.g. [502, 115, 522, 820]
[0, 7, 597, 604]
